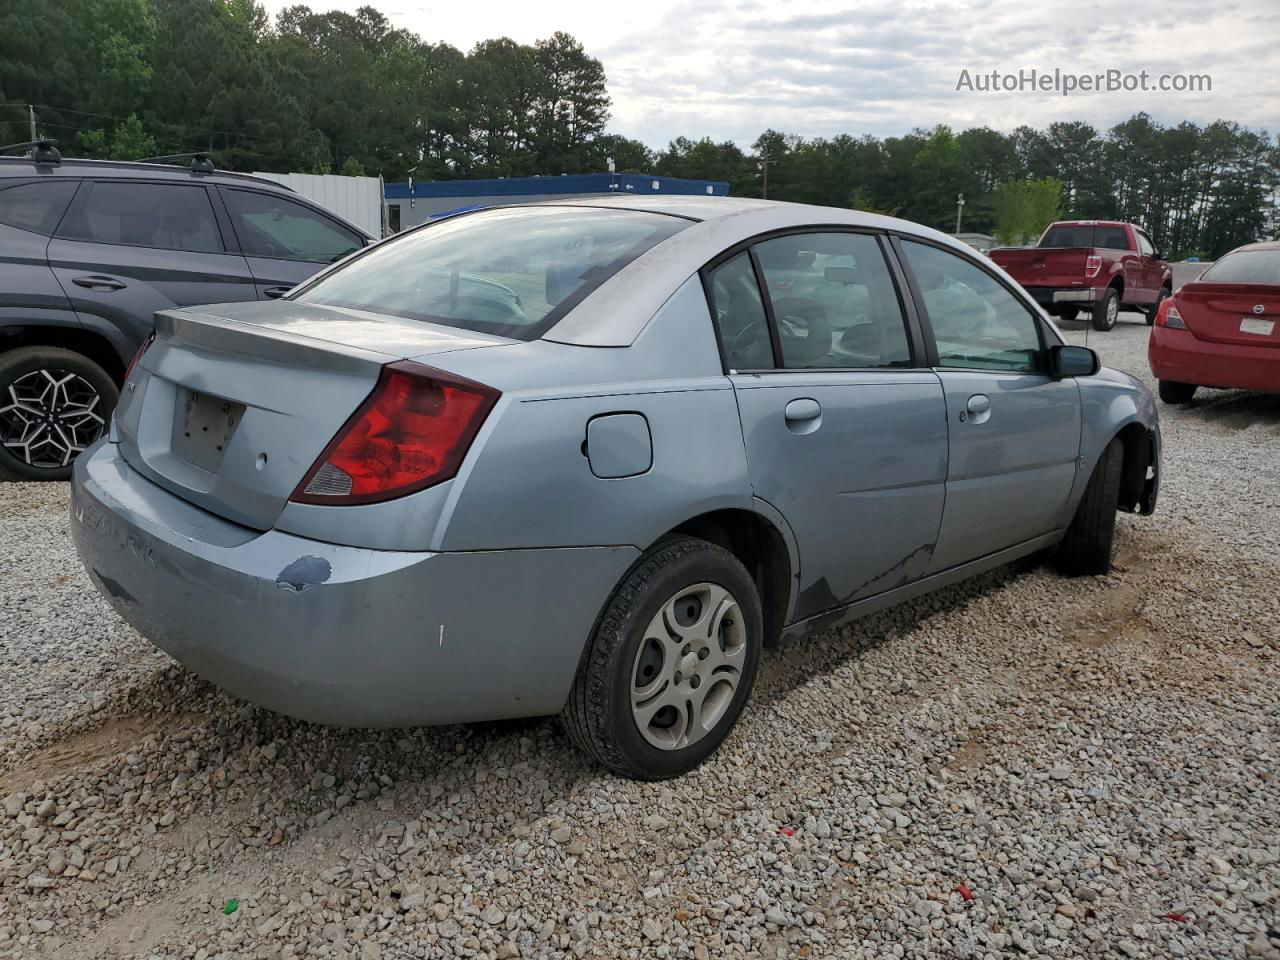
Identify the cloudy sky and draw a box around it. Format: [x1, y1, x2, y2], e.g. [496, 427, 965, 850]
[259, 0, 1280, 147]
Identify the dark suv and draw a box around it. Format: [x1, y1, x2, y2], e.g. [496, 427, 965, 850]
[0, 147, 372, 479]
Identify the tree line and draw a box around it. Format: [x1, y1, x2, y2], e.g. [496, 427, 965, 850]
[1, 0, 1275, 258]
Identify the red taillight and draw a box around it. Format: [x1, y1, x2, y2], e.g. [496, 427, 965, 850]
[1154, 297, 1186, 329]
[124, 331, 156, 383]
[290, 361, 499, 506]
[1084, 255, 1102, 279]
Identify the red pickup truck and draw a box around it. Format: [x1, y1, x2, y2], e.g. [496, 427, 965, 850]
[990, 221, 1173, 331]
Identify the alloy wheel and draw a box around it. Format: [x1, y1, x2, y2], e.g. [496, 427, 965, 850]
[630, 582, 747, 750]
[0, 368, 106, 469]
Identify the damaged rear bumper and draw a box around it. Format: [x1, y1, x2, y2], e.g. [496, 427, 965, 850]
[70, 440, 637, 728]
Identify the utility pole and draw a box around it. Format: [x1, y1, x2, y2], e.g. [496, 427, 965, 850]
[758, 152, 772, 200]
[955, 192, 965, 234]
[28, 104, 37, 142]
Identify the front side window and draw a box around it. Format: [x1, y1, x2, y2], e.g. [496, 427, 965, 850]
[58, 181, 223, 253]
[0, 181, 77, 235]
[902, 240, 1043, 373]
[754, 232, 911, 369]
[707, 252, 773, 370]
[295, 206, 687, 340]
[1136, 232, 1155, 256]
[224, 189, 363, 263]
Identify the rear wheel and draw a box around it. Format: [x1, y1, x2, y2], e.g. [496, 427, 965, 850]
[1146, 285, 1171, 326]
[563, 536, 763, 780]
[1055, 438, 1123, 577]
[0, 347, 117, 481]
[1091, 287, 1120, 331]
[1158, 379, 1197, 404]
[1057, 305, 1079, 322]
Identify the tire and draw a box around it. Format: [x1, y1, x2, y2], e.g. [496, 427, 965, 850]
[1158, 379, 1197, 404]
[1057, 306, 1079, 322]
[562, 536, 764, 780]
[1091, 287, 1120, 331]
[0, 346, 118, 482]
[1055, 438, 1123, 577]
[1146, 285, 1171, 326]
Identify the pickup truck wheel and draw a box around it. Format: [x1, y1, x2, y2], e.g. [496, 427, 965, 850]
[1055, 438, 1123, 577]
[1146, 286, 1171, 326]
[0, 346, 118, 482]
[1058, 306, 1079, 322]
[1158, 379, 1197, 404]
[1091, 288, 1120, 331]
[562, 536, 763, 780]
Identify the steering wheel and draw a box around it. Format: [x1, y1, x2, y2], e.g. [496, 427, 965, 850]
[771, 297, 832, 364]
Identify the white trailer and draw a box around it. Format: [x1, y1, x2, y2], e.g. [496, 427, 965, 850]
[251, 171, 385, 238]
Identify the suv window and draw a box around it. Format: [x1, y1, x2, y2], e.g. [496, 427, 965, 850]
[707, 252, 773, 370]
[902, 240, 1043, 373]
[224, 189, 362, 264]
[58, 181, 223, 253]
[754, 232, 911, 369]
[0, 181, 78, 235]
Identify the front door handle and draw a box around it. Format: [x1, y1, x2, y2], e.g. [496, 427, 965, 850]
[784, 397, 822, 434]
[963, 393, 991, 424]
[71, 275, 126, 291]
[263, 285, 293, 299]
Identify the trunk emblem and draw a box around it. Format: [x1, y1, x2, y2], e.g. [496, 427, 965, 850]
[1254, 304, 1266, 314]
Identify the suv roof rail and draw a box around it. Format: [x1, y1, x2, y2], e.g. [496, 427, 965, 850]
[137, 152, 216, 174]
[0, 139, 61, 164]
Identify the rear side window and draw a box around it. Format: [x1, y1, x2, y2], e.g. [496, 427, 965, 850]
[707, 252, 773, 370]
[295, 206, 687, 341]
[1200, 249, 1280, 284]
[753, 232, 911, 369]
[0, 181, 77, 235]
[903, 239, 1043, 372]
[58, 181, 223, 253]
[223, 189, 363, 264]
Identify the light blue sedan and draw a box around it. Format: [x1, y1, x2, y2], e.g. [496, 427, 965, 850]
[71, 197, 1160, 779]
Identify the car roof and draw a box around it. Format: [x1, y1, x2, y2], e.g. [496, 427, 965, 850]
[0, 156, 293, 191]
[529, 196, 984, 347]
[1223, 240, 1280, 253]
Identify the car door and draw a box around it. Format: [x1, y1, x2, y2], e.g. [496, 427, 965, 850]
[1134, 228, 1161, 301]
[897, 238, 1081, 573]
[0, 179, 81, 330]
[707, 231, 948, 622]
[217, 186, 366, 299]
[47, 179, 258, 355]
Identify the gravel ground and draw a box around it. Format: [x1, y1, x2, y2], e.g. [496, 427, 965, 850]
[1, 314, 1277, 960]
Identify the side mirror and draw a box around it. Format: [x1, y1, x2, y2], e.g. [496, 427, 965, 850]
[1153, 249, 1165, 260]
[1048, 344, 1100, 379]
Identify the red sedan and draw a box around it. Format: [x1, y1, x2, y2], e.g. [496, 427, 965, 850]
[1150, 241, 1280, 403]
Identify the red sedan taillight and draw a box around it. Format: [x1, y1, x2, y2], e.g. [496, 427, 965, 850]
[290, 361, 499, 506]
[1084, 255, 1102, 279]
[1154, 297, 1187, 329]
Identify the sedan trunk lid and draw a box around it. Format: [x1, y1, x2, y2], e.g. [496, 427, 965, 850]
[114, 301, 512, 530]
[1175, 283, 1280, 348]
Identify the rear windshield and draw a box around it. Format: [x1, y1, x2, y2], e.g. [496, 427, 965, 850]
[293, 205, 688, 340]
[1039, 224, 1130, 250]
[1199, 249, 1280, 285]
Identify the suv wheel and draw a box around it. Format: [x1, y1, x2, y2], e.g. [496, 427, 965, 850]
[563, 536, 764, 780]
[0, 347, 118, 481]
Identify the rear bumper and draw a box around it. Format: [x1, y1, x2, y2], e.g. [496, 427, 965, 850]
[71, 440, 637, 728]
[1022, 286, 1104, 307]
[1148, 326, 1280, 393]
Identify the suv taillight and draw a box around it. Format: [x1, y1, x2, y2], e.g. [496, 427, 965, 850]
[1154, 298, 1186, 329]
[1084, 255, 1102, 279]
[290, 361, 499, 505]
[124, 331, 156, 383]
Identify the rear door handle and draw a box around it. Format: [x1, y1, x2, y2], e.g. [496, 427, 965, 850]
[71, 275, 126, 291]
[963, 393, 991, 423]
[263, 285, 293, 299]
